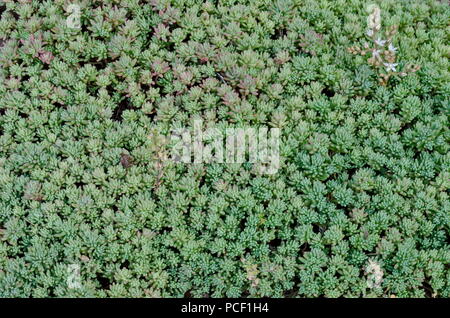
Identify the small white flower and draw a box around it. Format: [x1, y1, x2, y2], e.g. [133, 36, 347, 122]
[366, 29, 374, 37]
[375, 38, 386, 46]
[388, 43, 397, 52]
[384, 63, 398, 72]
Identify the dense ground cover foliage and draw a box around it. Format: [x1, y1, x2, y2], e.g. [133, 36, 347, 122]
[0, 0, 449, 298]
